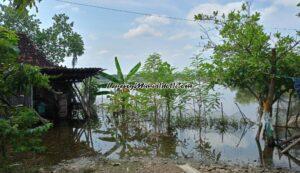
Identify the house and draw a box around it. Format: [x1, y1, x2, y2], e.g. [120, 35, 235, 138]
[15, 33, 103, 121]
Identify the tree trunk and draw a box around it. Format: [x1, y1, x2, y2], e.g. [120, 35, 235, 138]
[256, 100, 264, 140]
[0, 140, 6, 159]
[263, 48, 277, 147]
[166, 98, 171, 133]
[154, 96, 158, 132]
[286, 90, 293, 128]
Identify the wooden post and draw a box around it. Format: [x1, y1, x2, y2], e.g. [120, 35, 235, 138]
[262, 48, 277, 146]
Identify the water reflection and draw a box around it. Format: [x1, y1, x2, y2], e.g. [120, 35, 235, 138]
[6, 118, 299, 172]
[34, 117, 300, 171]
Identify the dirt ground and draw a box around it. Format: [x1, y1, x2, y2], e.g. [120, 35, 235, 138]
[38, 156, 298, 173]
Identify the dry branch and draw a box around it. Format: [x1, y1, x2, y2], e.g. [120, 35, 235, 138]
[281, 137, 300, 154]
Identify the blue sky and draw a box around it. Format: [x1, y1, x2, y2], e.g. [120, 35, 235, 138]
[33, 0, 300, 73]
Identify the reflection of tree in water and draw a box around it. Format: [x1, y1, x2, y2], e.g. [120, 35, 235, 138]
[40, 121, 97, 165]
[255, 127, 300, 169]
[96, 116, 152, 158]
[96, 115, 179, 159]
[194, 127, 221, 161]
[6, 121, 98, 170]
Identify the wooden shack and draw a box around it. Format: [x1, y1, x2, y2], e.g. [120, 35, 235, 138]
[16, 33, 103, 121]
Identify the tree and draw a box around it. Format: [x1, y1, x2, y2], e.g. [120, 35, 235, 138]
[3, 0, 42, 12]
[195, 4, 300, 143]
[177, 55, 220, 123]
[139, 53, 177, 133]
[0, 27, 51, 159]
[0, 5, 84, 66]
[0, 0, 52, 165]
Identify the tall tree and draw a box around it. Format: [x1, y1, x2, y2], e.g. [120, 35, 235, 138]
[139, 53, 177, 133]
[0, 0, 51, 162]
[0, 5, 84, 66]
[0, 27, 51, 159]
[3, 0, 41, 12]
[195, 4, 300, 143]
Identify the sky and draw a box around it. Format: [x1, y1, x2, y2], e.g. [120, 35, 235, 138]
[32, 0, 300, 73]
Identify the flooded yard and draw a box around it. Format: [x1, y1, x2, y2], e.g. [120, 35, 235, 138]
[2, 87, 300, 173]
[4, 118, 299, 172]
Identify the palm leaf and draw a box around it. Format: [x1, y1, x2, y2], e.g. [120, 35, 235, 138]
[115, 57, 124, 83]
[98, 71, 120, 83]
[125, 62, 141, 82]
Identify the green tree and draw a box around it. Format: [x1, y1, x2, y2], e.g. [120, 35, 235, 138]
[0, 27, 51, 159]
[0, 5, 84, 66]
[177, 55, 220, 123]
[3, 0, 41, 12]
[137, 54, 163, 130]
[195, 4, 300, 143]
[139, 53, 177, 132]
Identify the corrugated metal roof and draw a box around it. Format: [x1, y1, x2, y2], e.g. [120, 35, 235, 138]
[41, 67, 103, 82]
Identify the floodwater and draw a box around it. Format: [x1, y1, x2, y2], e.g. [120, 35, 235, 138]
[14, 118, 298, 172]
[3, 87, 300, 172]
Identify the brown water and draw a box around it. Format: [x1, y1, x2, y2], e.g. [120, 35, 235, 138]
[2, 87, 299, 172]
[4, 117, 299, 173]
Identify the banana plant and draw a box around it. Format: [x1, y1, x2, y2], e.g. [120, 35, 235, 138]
[96, 57, 141, 114]
[99, 57, 141, 85]
[96, 57, 141, 95]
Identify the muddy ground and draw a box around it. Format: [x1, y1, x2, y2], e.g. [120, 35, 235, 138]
[38, 156, 298, 173]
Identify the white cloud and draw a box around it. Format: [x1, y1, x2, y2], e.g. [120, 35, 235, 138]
[168, 31, 200, 40]
[260, 5, 278, 18]
[183, 44, 194, 50]
[124, 15, 171, 39]
[187, 2, 243, 21]
[123, 24, 162, 39]
[87, 33, 98, 41]
[97, 50, 109, 55]
[168, 32, 190, 40]
[54, 4, 79, 12]
[135, 15, 171, 25]
[274, 0, 298, 7]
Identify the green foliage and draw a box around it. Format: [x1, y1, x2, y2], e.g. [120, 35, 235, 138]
[0, 5, 84, 65]
[234, 88, 256, 105]
[0, 107, 51, 154]
[115, 57, 125, 83]
[125, 61, 141, 82]
[195, 4, 300, 107]
[177, 55, 220, 117]
[99, 57, 141, 84]
[0, 26, 19, 64]
[138, 53, 179, 131]
[82, 77, 99, 105]
[98, 57, 141, 114]
[0, 27, 51, 158]
[2, 0, 41, 12]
